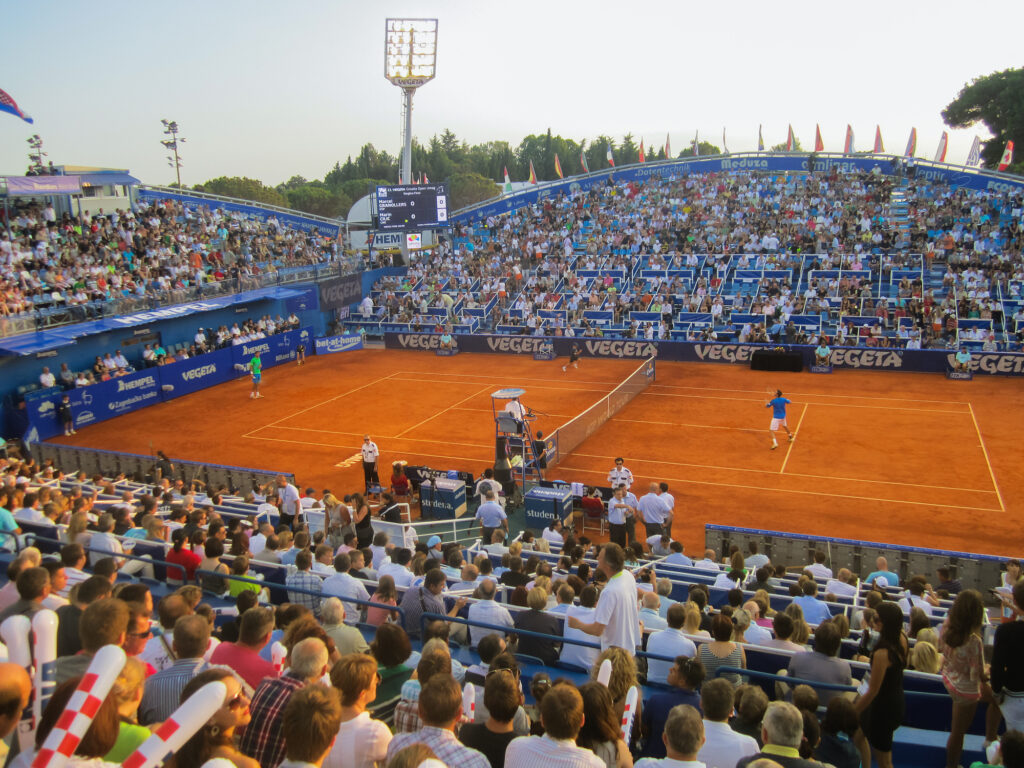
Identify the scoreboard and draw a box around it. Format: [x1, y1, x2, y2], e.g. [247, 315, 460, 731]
[375, 184, 450, 231]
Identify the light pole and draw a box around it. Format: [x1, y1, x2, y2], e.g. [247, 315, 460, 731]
[26, 134, 46, 174]
[384, 18, 438, 185]
[160, 119, 186, 188]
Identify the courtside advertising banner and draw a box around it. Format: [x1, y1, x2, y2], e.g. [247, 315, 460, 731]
[230, 327, 313, 370]
[315, 334, 363, 354]
[318, 274, 362, 311]
[156, 347, 237, 400]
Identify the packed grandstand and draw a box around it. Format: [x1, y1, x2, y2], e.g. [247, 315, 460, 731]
[1, 156, 1024, 768]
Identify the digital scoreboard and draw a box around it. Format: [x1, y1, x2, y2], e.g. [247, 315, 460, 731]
[375, 184, 449, 231]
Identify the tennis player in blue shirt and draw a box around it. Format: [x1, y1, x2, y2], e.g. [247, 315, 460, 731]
[766, 389, 795, 450]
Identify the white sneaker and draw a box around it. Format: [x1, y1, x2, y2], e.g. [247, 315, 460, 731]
[71, 430, 77, 435]
[771, 443, 778, 450]
[250, 393, 255, 399]
[562, 366, 567, 371]
[256, 393, 264, 398]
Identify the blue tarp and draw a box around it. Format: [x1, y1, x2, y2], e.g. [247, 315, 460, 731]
[74, 173, 141, 186]
[0, 286, 306, 357]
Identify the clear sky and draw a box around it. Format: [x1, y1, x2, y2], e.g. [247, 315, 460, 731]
[1, 0, 1021, 187]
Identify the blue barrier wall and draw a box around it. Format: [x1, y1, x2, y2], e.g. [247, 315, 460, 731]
[383, 332, 1024, 376]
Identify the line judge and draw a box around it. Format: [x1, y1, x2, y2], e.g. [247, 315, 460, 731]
[361, 435, 380, 489]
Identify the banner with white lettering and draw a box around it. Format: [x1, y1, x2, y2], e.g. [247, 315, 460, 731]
[230, 327, 313, 371]
[157, 347, 237, 400]
[315, 334, 363, 354]
[318, 274, 362, 311]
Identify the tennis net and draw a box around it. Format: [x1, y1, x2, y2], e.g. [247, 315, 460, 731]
[549, 356, 656, 466]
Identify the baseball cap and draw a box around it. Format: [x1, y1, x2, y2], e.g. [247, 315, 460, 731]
[427, 536, 441, 548]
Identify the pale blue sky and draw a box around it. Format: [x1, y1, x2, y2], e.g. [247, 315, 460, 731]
[1, 0, 1020, 186]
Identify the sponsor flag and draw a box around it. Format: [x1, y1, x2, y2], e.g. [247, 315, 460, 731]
[692, 130, 699, 156]
[905, 127, 917, 157]
[423, 172, 429, 183]
[934, 131, 948, 162]
[758, 124, 765, 151]
[0, 87, 33, 123]
[785, 124, 795, 151]
[503, 166, 512, 194]
[814, 124, 824, 152]
[665, 133, 671, 159]
[843, 125, 855, 154]
[998, 140, 1015, 171]
[580, 151, 590, 173]
[638, 139, 645, 163]
[554, 153, 563, 179]
[965, 136, 981, 167]
[873, 125, 884, 153]
[528, 159, 538, 184]
[606, 144, 615, 167]
[723, 127, 729, 154]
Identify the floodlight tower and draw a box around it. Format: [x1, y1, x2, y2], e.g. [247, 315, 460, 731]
[384, 18, 438, 186]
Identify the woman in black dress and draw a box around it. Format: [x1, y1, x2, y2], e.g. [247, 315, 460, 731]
[352, 492, 374, 548]
[853, 601, 907, 768]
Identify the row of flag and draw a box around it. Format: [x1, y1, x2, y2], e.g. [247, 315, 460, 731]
[501, 127, 1014, 190]
[398, 171, 429, 185]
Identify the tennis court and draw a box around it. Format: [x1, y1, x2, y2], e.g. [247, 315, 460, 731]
[55, 348, 1024, 557]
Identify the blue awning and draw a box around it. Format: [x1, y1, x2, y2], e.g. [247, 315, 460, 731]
[74, 172, 141, 186]
[0, 286, 306, 356]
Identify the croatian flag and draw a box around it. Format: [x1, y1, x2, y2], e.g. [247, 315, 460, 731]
[965, 136, 981, 167]
[814, 124, 824, 152]
[503, 166, 512, 194]
[638, 139, 645, 163]
[665, 133, 671, 159]
[606, 145, 615, 167]
[873, 125, 884, 154]
[785, 124, 795, 151]
[0, 87, 33, 124]
[528, 159, 538, 185]
[554, 153, 563, 179]
[580, 151, 590, 173]
[998, 141, 1014, 172]
[905, 127, 917, 157]
[758, 125, 764, 152]
[934, 131, 948, 163]
[843, 125, 855, 154]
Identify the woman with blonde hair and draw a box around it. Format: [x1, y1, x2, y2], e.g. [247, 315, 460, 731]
[592, 647, 643, 730]
[910, 640, 941, 674]
[682, 602, 710, 638]
[753, 589, 777, 618]
[104, 657, 151, 761]
[785, 603, 811, 646]
[66, 510, 91, 546]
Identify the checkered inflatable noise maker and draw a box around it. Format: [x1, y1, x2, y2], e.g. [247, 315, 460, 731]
[121, 680, 228, 768]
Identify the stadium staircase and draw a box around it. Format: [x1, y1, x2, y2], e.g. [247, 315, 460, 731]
[890, 183, 912, 251]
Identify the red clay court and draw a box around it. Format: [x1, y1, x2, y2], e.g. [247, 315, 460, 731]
[54, 349, 1024, 557]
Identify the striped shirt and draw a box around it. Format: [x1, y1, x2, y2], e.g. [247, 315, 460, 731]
[137, 657, 208, 725]
[239, 674, 306, 768]
[286, 569, 322, 615]
[386, 726, 490, 768]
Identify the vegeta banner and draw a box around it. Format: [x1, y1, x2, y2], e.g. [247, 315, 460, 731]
[157, 347, 237, 401]
[384, 333, 1024, 376]
[454, 153, 1024, 223]
[136, 188, 340, 238]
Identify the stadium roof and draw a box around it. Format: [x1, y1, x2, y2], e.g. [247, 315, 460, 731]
[0, 286, 307, 356]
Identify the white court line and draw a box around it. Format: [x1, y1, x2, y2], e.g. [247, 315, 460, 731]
[611, 417, 763, 434]
[393, 369, 632, 388]
[637, 390, 970, 414]
[567, 451, 997, 494]
[395, 385, 494, 437]
[555, 464, 1003, 514]
[969, 402, 1007, 512]
[649, 381, 968, 405]
[242, 433, 491, 465]
[389, 376, 613, 396]
[779, 403, 809, 474]
[253, 424, 496, 452]
[250, 373, 397, 433]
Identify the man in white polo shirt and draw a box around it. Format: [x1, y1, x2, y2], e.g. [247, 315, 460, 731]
[361, 435, 380, 489]
[567, 543, 640, 651]
[607, 457, 634, 490]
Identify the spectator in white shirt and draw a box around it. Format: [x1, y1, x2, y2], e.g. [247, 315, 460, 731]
[826, 569, 858, 598]
[664, 541, 693, 567]
[639, 591, 668, 632]
[635, 704, 706, 768]
[646, 604, 698, 684]
[693, 549, 721, 571]
[542, 519, 565, 546]
[741, 602, 774, 645]
[504, 683, 604, 768]
[803, 550, 833, 581]
[89, 513, 154, 578]
[568, 543, 641, 652]
[744, 541, 771, 570]
[696, 678, 759, 768]
[467, 578, 514, 646]
[39, 367, 56, 388]
[378, 548, 415, 588]
[322, 552, 370, 624]
[897, 579, 935, 616]
[561, 585, 601, 671]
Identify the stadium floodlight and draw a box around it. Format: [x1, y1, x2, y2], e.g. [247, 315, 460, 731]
[384, 18, 437, 186]
[160, 119, 186, 189]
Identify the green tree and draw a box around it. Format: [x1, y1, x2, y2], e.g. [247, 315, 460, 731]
[194, 176, 288, 207]
[942, 68, 1024, 172]
[770, 138, 804, 152]
[285, 185, 351, 219]
[679, 141, 722, 157]
[449, 172, 500, 209]
[618, 134, 639, 165]
[588, 136, 615, 170]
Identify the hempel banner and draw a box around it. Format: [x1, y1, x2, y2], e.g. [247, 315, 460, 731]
[383, 333, 1024, 376]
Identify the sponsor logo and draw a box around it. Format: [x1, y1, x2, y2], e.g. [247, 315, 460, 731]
[316, 335, 363, 353]
[182, 364, 217, 381]
[242, 342, 271, 357]
[37, 401, 55, 415]
[694, 344, 761, 363]
[107, 390, 159, 413]
[721, 158, 769, 170]
[274, 352, 295, 363]
[949, 353, 1024, 375]
[35, 350, 58, 359]
[485, 337, 550, 354]
[76, 410, 96, 425]
[320, 276, 362, 308]
[947, 370, 973, 380]
[117, 376, 157, 392]
[397, 333, 442, 350]
[986, 180, 1024, 194]
[371, 233, 404, 247]
[831, 349, 903, 369]
[112, 302, 221, 325]
[81, 390, 93, 405]
[583, 340, 658, 359]
[300, 329, 310, 340]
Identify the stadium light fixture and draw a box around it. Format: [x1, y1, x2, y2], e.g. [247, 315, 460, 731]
[26, 134, 47, 174]
[384, 18, 438, 186]
[160, 119, 186, 189]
